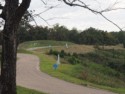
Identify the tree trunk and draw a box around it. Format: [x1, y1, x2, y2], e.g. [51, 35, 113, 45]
[0, 0, 31, 94]
[1, 24, 17, 94]
[0, 1, 18, 93]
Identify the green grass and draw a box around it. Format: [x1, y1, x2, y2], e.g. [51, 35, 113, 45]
[36, 53, 89, 85]
[17, 86, 46, 94]
[19, 40, 75, 49]
[36, 52, 125, 94]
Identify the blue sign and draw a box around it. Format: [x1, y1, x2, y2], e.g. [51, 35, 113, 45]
[53, 64, 58, 70]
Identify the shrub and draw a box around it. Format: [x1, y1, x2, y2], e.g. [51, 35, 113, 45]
[72, 52, 78, 58]
[68, 56, 81, 65]
[67, 53, 71, 56]
[48, 49, 59, 56]
[60, 50, 65, 58]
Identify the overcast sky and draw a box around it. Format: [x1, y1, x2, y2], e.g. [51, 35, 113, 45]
[29, 0, 125, 32]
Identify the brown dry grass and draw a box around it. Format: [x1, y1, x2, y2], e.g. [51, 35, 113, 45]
[53, 45, 95, 54]
[99, 44, 124, 50]
[34, 44, 125, 54]
[34, 45, 95, 54]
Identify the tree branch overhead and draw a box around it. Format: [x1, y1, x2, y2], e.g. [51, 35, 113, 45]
[62, 0, 124, 31]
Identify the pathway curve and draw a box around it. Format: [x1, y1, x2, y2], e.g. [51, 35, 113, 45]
[17, 53, 116, 94]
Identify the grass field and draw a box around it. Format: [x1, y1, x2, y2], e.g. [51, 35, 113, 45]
[99, 44, 124, 50]
[34, 44, 95, 54]
[31, 40, 124, 54]
[26, 40, 125, 94]
[35, 52, 125, 94]
[19, 40, 75, 49]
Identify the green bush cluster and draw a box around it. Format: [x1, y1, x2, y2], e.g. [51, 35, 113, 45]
[49, 49, 82, 65]
[83, 49, 125, 74]
[68, 56, 81, 65]
[49, 49, 125, 73]
[48, 49, 69, 58]
[48, 48, 125, 87]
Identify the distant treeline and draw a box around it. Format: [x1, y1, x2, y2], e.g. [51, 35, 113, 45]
[0, 24, 125, 46]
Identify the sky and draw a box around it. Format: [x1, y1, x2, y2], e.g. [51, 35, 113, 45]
[29, 0, 125, 32]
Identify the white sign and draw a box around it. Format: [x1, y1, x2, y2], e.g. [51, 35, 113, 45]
[56, 54, 60, 65]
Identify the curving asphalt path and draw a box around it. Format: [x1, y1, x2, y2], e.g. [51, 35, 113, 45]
[17, 53, 116, 94]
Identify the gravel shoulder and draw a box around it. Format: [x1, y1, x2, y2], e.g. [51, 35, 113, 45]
[17, 53, 116, 94]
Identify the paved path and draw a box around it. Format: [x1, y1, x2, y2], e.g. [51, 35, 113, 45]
[17, 53, 116, 94]
[27, 46, 61, 51]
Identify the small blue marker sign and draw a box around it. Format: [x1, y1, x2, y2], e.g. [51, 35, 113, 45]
[53, 64, 58, 70]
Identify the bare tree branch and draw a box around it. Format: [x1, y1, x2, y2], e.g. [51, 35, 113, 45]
[37, 15, 50, 25]
[33, 4, 60, 17]
[100, 13, 122, 31]
[100, 7, 125, 12]
[26, 11, 38, 26]
[46, 17, 69, 21]
[63, 0, 100, 14]
[40, 0, 47, 5]
[62, 0, 124, 31]
[30, 4, 61, 26]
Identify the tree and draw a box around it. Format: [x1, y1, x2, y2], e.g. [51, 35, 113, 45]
[0, 0, 31, 94]
[69, 28, 78, 43]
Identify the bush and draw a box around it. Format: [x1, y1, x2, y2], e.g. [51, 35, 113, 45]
[49, 49, 67, 58]
[60, 50, 65, 58]
[72, 52, 78, 58]
[68, 56, 81, 65]
[48, 49, 59, 56]
[67, 53, 71, 56]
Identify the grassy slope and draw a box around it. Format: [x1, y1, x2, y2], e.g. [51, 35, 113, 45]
[18, 41, 125, 94]
[19, 40, 75, 49]
[34, 45, 95, 55]
[36, 53, 125, 94]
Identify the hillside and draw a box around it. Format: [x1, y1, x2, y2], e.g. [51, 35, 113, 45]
[1, 40, 125, 93]
[22, 40, 125, 93]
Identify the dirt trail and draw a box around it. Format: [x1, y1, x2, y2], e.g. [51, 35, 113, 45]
[17, 53, 116, 94]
